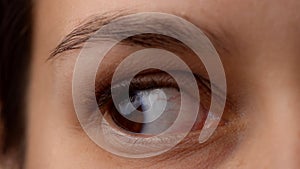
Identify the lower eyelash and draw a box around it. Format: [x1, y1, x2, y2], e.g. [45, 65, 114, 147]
[100, 116, 187, 153]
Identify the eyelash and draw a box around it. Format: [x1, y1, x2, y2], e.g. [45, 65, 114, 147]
[96, 71, 211, 107]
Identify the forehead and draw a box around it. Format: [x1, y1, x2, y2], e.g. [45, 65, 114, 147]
[36, 0, 300, 27]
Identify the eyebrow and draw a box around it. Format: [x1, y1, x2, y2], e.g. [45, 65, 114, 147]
[49, 11, 128, 59]
[49, 10, 228, 60]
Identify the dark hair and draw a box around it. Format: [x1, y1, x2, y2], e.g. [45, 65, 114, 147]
[0, 0, 32, 166]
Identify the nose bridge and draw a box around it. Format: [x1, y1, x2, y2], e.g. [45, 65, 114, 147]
[249, 63, 300, 168]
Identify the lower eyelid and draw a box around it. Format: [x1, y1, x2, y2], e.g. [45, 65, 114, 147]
[101, 116, 186, 153]
[100, 114, 237, 160]
[81, 95, 242, 163]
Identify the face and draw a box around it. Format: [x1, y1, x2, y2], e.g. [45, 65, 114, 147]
[26, 0, 300, 168]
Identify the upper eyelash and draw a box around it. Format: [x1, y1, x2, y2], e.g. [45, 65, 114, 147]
[95, 71, 211, 108]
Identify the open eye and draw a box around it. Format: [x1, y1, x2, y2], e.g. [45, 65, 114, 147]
[98, 71, 211, 137]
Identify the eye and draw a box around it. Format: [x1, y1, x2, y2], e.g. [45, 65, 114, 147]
[97, 71, 212, 137]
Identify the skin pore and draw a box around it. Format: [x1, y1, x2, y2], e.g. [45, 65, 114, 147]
[26, 0, 300, 168]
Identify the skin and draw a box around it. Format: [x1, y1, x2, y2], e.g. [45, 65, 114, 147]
[26, 0, 300, 168]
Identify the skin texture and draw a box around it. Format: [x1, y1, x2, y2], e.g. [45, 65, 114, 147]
[26, 0, 300, 168]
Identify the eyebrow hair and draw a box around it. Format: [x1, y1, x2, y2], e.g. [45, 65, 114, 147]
[49, 10, 228, 60]
[49, 11, 129, 58]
